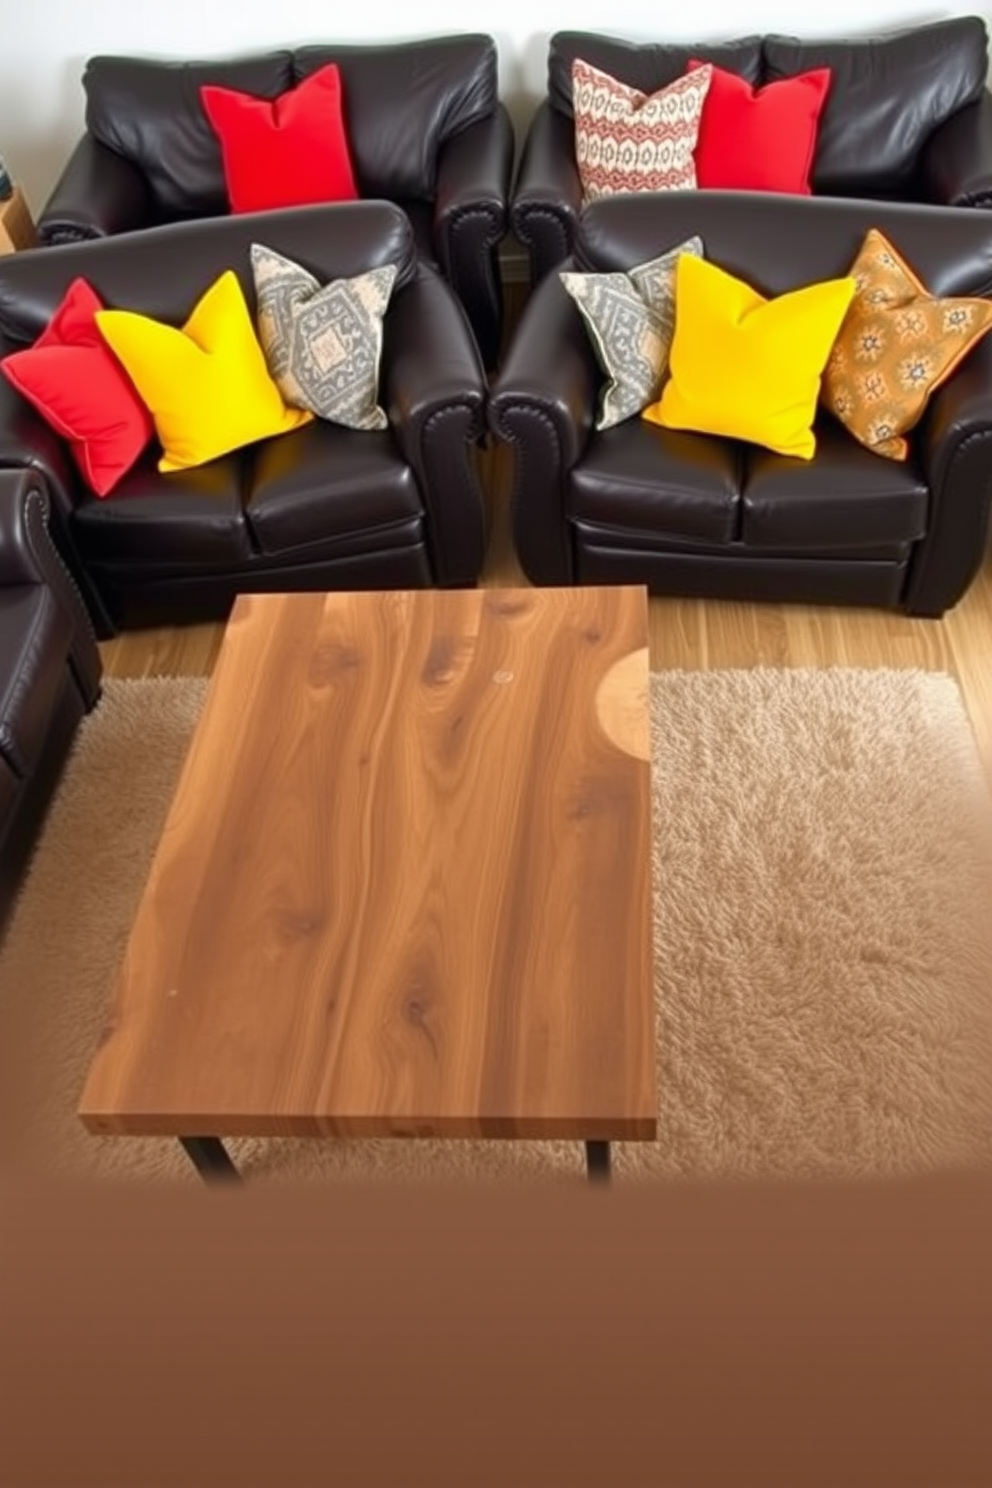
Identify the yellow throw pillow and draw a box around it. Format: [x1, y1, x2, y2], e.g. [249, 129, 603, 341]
[821, 228, 992, 461]
[643, 255, 856, 460]
[95, 270, 311, 472]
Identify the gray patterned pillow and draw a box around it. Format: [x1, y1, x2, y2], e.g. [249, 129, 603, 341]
[251, 244, 398, 431]
[560, 238, 704, 430]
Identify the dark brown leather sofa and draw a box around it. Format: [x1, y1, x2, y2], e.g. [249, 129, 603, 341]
[36, 35, 513, 368]
[512, 18, 992, 287]
[489, 193, 992, 616]
[0, 201, 489, 637]
[1, 472, 102, 934]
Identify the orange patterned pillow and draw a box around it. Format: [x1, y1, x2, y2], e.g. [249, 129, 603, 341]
[572, 57, 712, 203]
[822, 228, 992, 460]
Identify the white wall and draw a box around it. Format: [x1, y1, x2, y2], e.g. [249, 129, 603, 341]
[0, 0, 982, 212]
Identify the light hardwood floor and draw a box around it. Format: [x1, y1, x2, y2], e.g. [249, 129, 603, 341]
[97, 284, 992, 771]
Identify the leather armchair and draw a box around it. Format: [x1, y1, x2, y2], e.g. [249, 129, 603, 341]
[489, 193, 992, 617]
[0, 472, 102, 933]
[512, 19, 992, 288]
[37, 36, 513, 369]
[0, 201, 489, 636]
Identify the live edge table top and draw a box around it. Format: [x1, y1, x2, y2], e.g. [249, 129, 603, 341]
[79, 587, 657, 1143]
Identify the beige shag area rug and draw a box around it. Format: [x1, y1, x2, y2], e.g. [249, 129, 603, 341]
[2, 669, 991, 1185]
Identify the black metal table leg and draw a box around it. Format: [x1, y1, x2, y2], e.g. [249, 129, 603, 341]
[179, 1136, 241, 1184]
[585, 1140, 611, 1184]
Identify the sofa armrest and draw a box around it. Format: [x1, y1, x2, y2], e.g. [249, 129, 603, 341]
[487, 267, 598, 585]
[0, 470, 102, 706]
[434, 106, 513, 241]
[0, 346, 115, 636]
[37, 136, 155, 245]
[907, 336, 992, 614]
[510, 102, 583, 287]
[0, 348, 82, 530]
[433, 106, 514, 369]
[919, 93, 992, 209]
[381, 265, 488, 586]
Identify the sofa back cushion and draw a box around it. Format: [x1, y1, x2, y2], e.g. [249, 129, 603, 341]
[574, 194, 992, 304]
[0, 202, 417, 347]
[83, 36, 498, 217]
[547, 30, 762, 116]
[763, 17, 989, 196]
[294, 35, 498, 200]
[84, 53, 295, 218]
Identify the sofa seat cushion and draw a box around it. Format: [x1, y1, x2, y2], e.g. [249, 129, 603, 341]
[741, 420, 930, 550]
[70, 452, 254, 568]
[245, 419, 424, 558]
[569, 420, 741, 544]
[0, 586, 73, 778]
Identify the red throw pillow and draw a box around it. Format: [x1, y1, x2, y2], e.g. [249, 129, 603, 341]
[0, 278, 154, 497]
[688, 62, 831, 194]
[200, 63, 358, 213]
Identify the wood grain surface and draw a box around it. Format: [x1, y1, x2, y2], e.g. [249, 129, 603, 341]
[80, 587, 656, 1141]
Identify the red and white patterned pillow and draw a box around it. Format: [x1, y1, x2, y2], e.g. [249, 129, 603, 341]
[572, 57, 713, 202]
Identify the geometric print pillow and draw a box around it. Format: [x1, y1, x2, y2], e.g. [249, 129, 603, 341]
[572, 58, 713, 204]
[821, 227, 992, 461]
[560, 237, 704, 429]
[251, 244, 398, 431]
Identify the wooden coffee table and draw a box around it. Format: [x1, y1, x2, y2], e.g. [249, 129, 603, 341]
[79, 586, 656, 1182]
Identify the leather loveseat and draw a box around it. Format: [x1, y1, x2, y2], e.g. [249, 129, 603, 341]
[1, 472, 102, 935]
[489, 193, 992, 616]
[0, 201, 489, 637]
[511, 17, 992, 288]
[36, 35, 513, 368]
